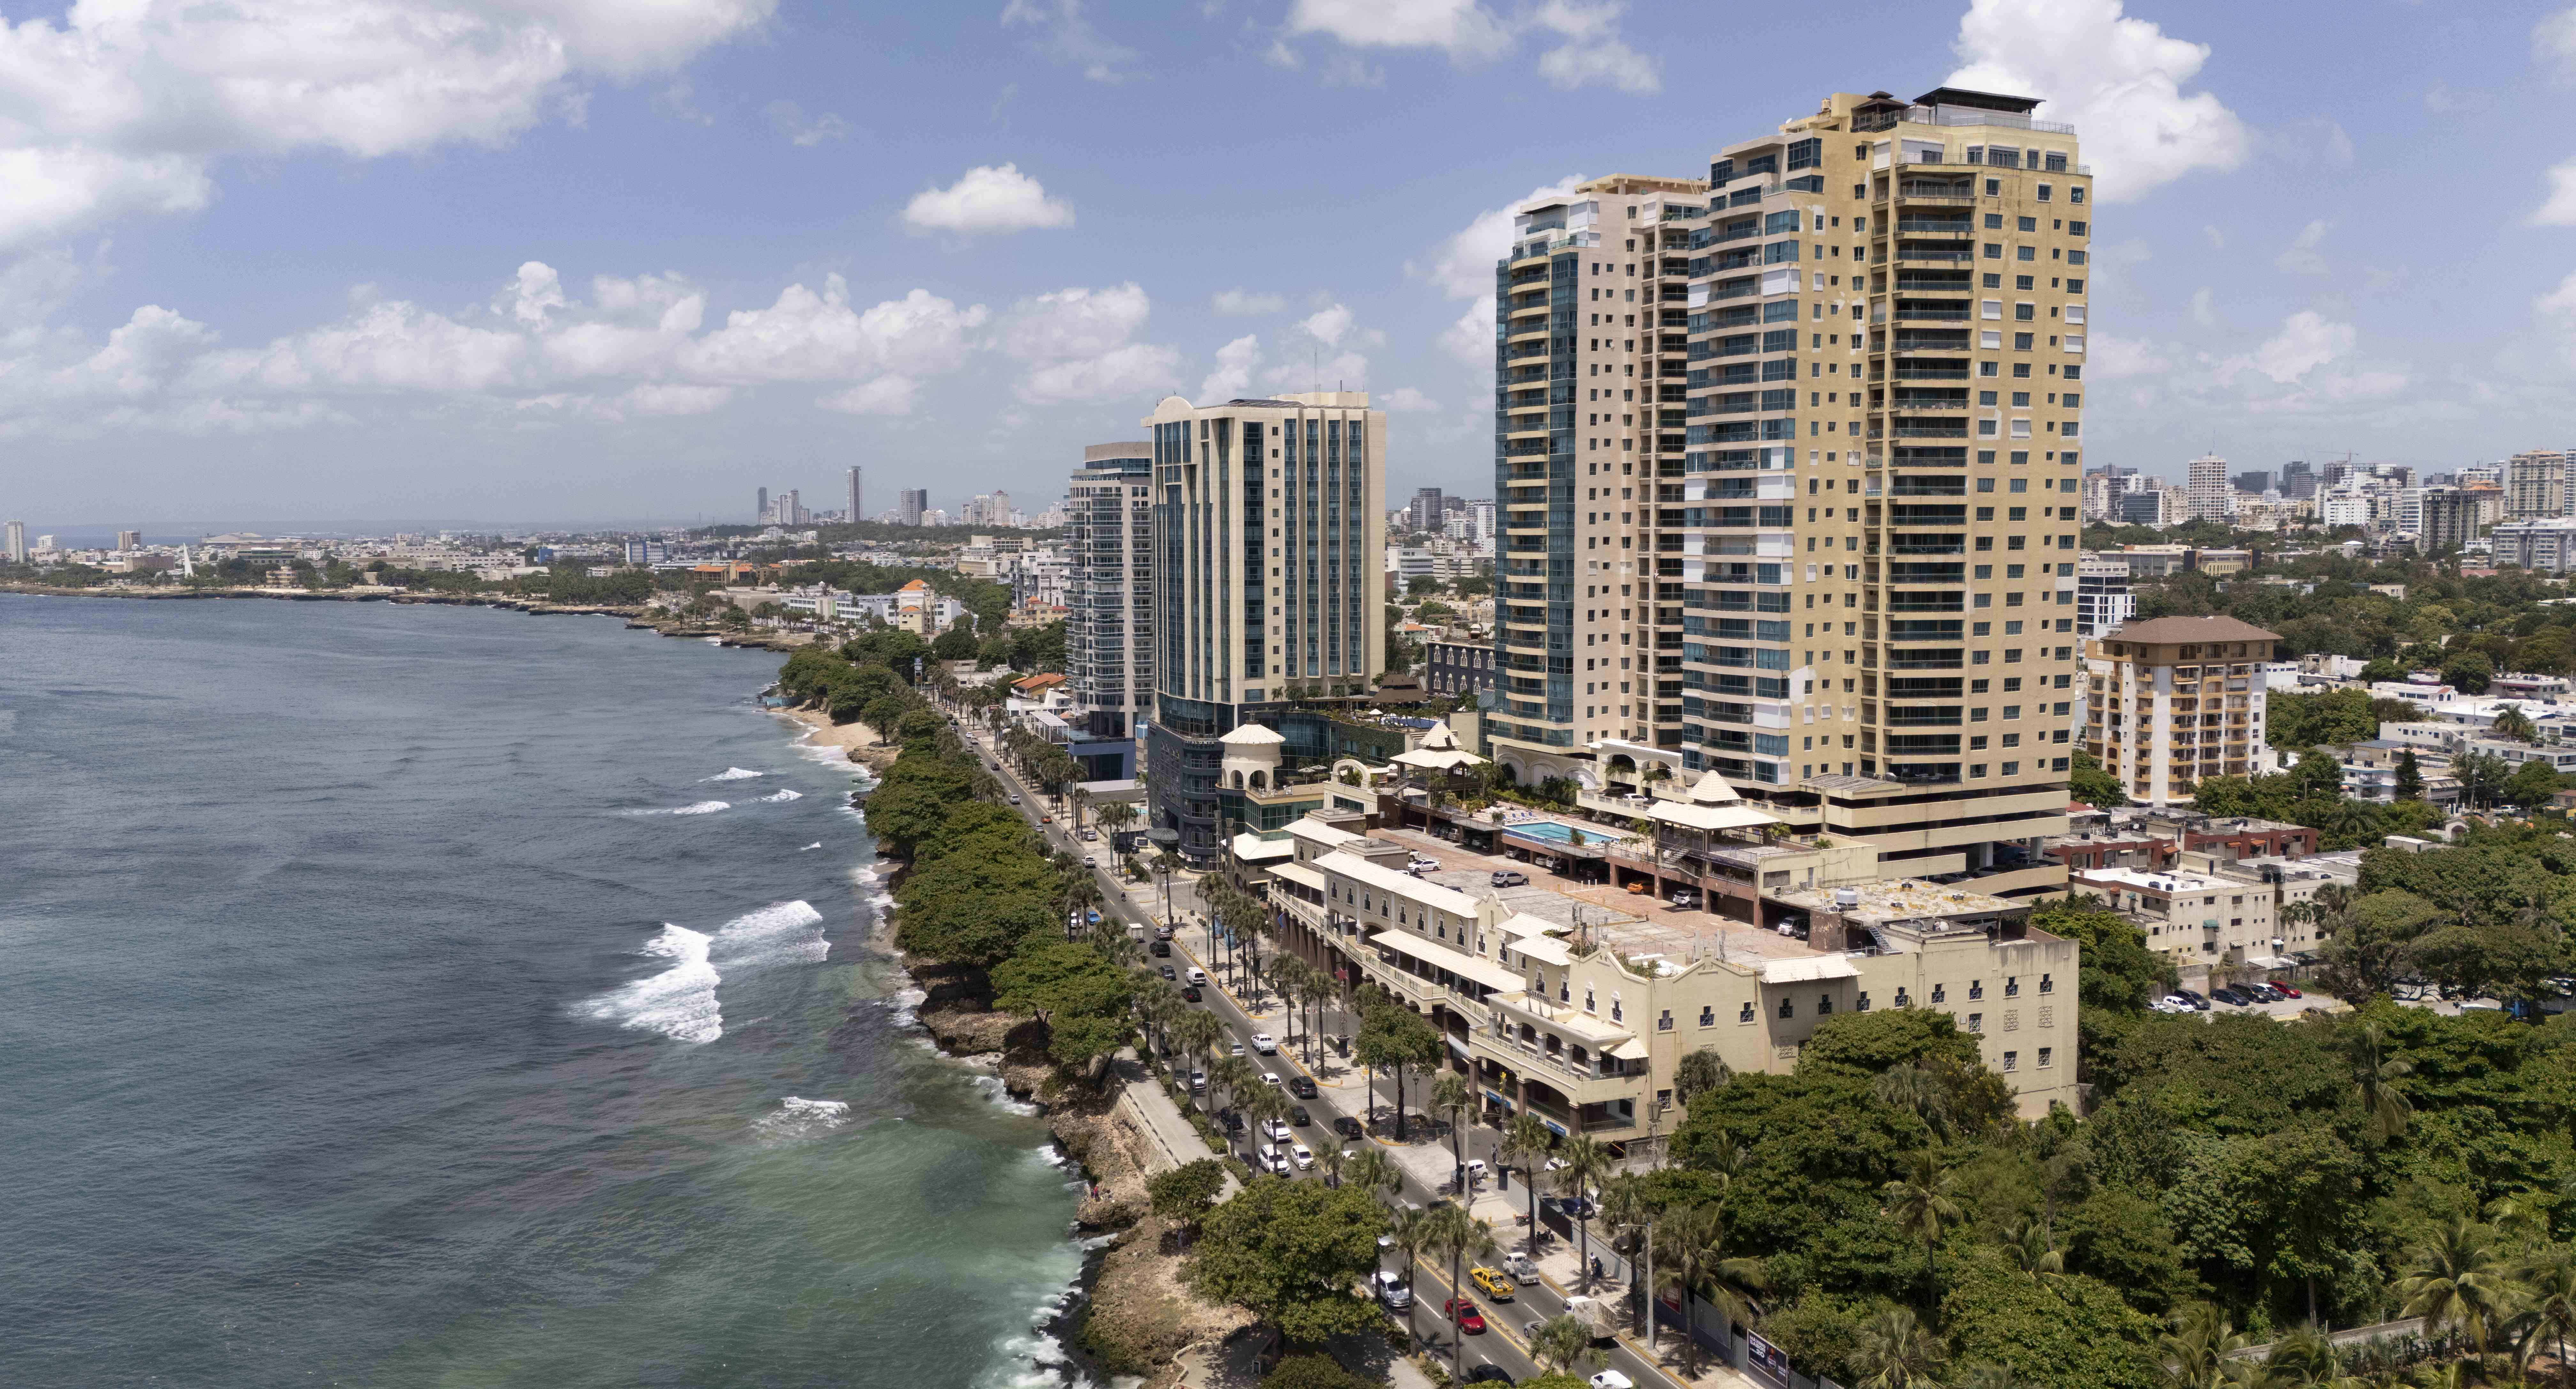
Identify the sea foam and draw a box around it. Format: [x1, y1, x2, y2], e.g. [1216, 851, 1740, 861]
[580, 924, 722, 1043]
[711, 898, 829, 967]
[704, 767, 764, 782]
[755, 1096, 851, 1139]
[757, 788, 803, 802]
[628, 800, 730, 817]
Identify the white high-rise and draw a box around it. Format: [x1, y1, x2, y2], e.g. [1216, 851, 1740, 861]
[2186, 454, 2230, 523]
[4, 519, 24, 563]
[845, 467, 862, 527]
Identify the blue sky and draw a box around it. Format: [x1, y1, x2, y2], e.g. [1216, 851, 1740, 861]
[2, 0, 2573, 531]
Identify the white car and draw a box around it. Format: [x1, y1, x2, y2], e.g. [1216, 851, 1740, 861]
[1501, 1252, 1541, 1285]
[1263, 1118, 1293, 1142]
[1188, 1070, 1207, 1093]
[1250, 1033, 1277, 1054]
[1463, 1158, 1489, 1182]
[1258, 1145, 1291, 1175]
[1261, 1072, 1283, 1087]
[1291, 1143, 1315, 1170]
[1408, 856, 1439, 872]
[1187, 967, 1207, 986]
[1590, 1374, 1634, 1389]
[1229, 1042, 1246, 1058]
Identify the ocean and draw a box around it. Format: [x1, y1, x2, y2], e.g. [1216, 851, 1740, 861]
[0, 594, 1094, 1388]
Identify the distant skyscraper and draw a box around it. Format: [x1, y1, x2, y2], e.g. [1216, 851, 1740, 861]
[1066, 442, 1154, 776]
[784, 490, 804, 526]
[845, 466, 863, 527]
[2279, 460, 2316, 500]
[116, 529, 141, 551]
[757, 486, 769, 524]
[2231, 470, 2271, 495]
[4, 519, 23, 563]
[900, 489, 928, 526]
[1406, 487, 1443, 533]
[2508, 450, 2568, 520]
[2186, 455, 2229, 523]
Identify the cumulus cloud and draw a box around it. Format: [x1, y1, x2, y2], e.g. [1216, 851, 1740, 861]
[0, 0, 772, 251]
[2532, 157, 2576, 227]
[1213, 289, 1286, 315]
[0, 262, 997, 435]
[2538, 271, 2576, 368]
[902, 163, 1075, 235]
[1300, 304, 1356, 347]
[2274, 220, 2331, 276]
[2085, 332, 2171, 380]
[1000, 0, 1137, 83]
[2245, 311, 2356, 385]
[1422, 176, 1587, 300]
[1380, 386, 1438, 411]
[1946, 0, 2248, 203]
[1282, 0, 1651, 93]
[1439, 300, 1493, 365]
[1200, 334, 1261, 401]
[1002, 283, 1180, 405]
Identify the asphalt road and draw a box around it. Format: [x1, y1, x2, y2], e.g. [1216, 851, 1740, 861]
[951, 711, 1684, 1389]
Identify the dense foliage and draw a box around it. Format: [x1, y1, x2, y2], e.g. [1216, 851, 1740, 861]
[1188, 1176, 1388, 1344]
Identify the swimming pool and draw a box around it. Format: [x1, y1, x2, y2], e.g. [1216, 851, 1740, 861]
[1504, 819, 1616, 844]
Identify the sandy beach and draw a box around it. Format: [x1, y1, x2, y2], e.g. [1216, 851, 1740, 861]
[775, 703, 900, 771]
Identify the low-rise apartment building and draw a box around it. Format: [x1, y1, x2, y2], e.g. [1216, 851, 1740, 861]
[2066, 864, 2291, 969]
[2083, 615, 2278, 807]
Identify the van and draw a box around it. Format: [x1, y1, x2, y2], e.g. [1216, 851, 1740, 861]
[1187, 967, 1208, 986]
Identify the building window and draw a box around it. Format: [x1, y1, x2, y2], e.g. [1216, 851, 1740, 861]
[2002, 1049, 2018, 1071]
[2005, 977, 2020, 997]
[1968, 980, 1983, 1000]
[1856, 991, 1871, 1011]
[1659, 1009, 1673, 1032]
[2039, 973, 2054, 994]
[1967, 1013, 1983, 1033]
[1894, 987, 1911, 1007]
[1739, 1001, 1757, 1023]
[1817, 994, 1834, 1015]
[1931, 984, 1945, 1004]
[1777, 997, 1795, 1019]
[1700, 1005, 1716, 1026]
[2038, 1046, 2053, 1068]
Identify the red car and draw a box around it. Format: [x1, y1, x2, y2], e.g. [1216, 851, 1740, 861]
[2267, 980, 2303, 999]
[1445, 1297, 1487, 1334]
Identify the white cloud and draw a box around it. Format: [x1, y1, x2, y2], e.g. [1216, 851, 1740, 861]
[1946, 0, 2248, 203]
[819, 377, 921, 416]
[2086, 333, 2170, 380]
[506, 262, 568, 325]
[2538, 271, 2576, 368]
[1002, 283, 1180, 405]
[2202, 225, 2225, 250]
[765, 101, 853, 146]
[1530, 1, 1659, 94]
[2539, 8, 2576, 81]
[2245, 311, 2355, 385]
[1439, 299, 1493, 365]
[617, 383, 734, 416]
[1380, 386, 1438, 411]
[902, 163, 1075, 236]
[1213, 289, 1286, 315]
[1300, 304, 1356, 347]
[2274, 220, 2331, 276]
[1200, 334, 1261, 401]
[0, 0, 771, 252]
[2189, 286, 2220, 328]
[1266, 350, 1369, 393]
[1000, 0, 1137, 83]
[1422, 176, 1586, 300]
[2532, 157, 2576, 227]
[1285, 0, 1512, 59]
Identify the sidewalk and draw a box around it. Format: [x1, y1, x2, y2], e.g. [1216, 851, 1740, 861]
[1111, 1050, 1218, 1174]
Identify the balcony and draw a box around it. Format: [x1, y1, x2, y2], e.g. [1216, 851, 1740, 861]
[1469, 1028, 1648, 1107]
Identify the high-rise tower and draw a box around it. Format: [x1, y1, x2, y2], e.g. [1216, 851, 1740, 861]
[845, 466, 863, 526]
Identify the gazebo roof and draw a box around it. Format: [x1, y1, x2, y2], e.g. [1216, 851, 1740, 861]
[1392, 720, 1487, 771]
[1685, 769, 1739, 804]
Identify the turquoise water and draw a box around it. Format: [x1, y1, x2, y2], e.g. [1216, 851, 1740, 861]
[1503, 819, 1593, 843]
[0, 595, 1093, 1388]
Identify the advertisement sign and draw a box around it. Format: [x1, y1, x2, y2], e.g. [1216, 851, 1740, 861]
[1744, 1331, 1792, 1388]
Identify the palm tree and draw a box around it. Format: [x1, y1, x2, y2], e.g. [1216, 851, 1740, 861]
[1347, 1146, 1403, 1203]
[2347, 1024, 2416, 1143]
[1316, 1142, 1349, 1189]
[1174, 1011, 1223, 1111]
[1553, 1135, 1615, 1290]
[1529, 1314, 1601, 1379]
[2002, 1215, 2067, 1294]
[1432, 1071, 1475, 1188]
[1151, 850, 1183, 925]
[1499, 1112, 1555, 1251]
[1386, 1204, 1439, 1348]
[2159, 1302, 2250, 1389]
[1882, 1150, 1964, 1318]
[1874, 1061, 1957, 1141]
[1673, 1049, 1731, 1110]
[1652, 1201, 1769, 1375]
[2515, 1246, 2576, 1381]
[1850, 1306, 1945, 1389]
[2397, 1218, 2511, 1362]
[1427, 1205, 1499, 1376]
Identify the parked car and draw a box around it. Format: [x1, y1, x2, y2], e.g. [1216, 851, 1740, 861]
[1490, 870, 1529, 887]
[1469, 1266, 1516, 1300]
[1288, 1076, 1318, 1099]
[1180, 986, 1201, 1002]
[1334, 1116, 1365, 1141]
[1444, 1298, 1487, 1334]
[1290, 1105, 1312, 1126]
[1668, 888, 1698, 909]
[2210, 986, 2251, 1006]
[1155, 924, 1174, 940]
[1081, 829, 1098, 842]
[1374, 1270, 1412, 1309]
[2267, 980, 2303, 999]
[1408, 855, 1440, 872]
[1250, 1033, 1277, 1054]
[2174, 989, 2211, 1010]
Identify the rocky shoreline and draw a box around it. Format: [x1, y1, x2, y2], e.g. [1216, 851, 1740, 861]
[893, 924, 1252, 1385]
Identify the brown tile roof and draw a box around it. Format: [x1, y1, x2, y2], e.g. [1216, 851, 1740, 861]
[2104, 614, 2281, 645]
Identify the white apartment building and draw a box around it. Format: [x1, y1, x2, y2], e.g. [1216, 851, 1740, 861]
[2187, 453, 2230, 523]
[2074, 554, 2134, 639]
[2066, 864, 2288, 969]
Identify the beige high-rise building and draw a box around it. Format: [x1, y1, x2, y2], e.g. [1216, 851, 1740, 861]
[1490, 87, 2092, 896]
[2083, 615, 2279, 807]
[1142, 391, 1388, 863]
[2508, 450, 2567, 520]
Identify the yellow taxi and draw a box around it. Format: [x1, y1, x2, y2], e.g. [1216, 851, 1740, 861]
[1468, 1266, 1516, 1301]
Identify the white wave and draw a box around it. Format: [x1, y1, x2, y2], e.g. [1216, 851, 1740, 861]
[757, 788, 803, 802]
[800, 842, 823, 852]
[579, 925, 722, 1044]
[973, 1073, 1039, 1117]
[704, 767, 764, 782]
[627, 800, 730, 817]
[884, 985, 928, 1030]
[755, 1096, 851, 1139]
[709, 899, 830, 968]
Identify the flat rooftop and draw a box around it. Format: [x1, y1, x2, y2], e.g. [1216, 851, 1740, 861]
[2069, 864, 2234, 893]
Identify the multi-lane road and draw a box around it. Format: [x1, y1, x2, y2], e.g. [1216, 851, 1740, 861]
[956, 715, 1687, 1389]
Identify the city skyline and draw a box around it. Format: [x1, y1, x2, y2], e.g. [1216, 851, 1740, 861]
[0, 2, 2571, 526]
